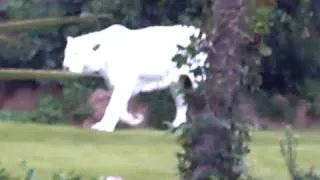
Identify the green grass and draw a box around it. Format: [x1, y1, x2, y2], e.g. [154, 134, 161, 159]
[0, 122, 319, 180]
[249, 129, 320, 179]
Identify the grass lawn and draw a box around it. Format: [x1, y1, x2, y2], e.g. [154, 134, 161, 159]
[0, 122, 319, 180]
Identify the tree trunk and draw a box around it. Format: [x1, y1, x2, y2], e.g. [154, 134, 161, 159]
[182, 0, 248, 179]
[206, 0, 245, 117]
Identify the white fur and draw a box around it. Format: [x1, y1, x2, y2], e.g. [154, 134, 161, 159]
[62, 24, 208, 132]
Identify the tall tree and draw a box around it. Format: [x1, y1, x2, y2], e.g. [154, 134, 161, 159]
[177, 0, 251, 179]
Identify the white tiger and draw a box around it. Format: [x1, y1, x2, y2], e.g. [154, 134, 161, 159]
[62, 24, 208, 132]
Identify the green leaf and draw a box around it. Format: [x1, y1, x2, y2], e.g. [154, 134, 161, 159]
[172, 54, 187, 68]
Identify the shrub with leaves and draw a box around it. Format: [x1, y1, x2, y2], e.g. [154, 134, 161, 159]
[280, 125, 320, 180]
[0, 110, 31, 123]
[0, 80, 94, 125]
[26, 95, 64, 124]
[60, 79, 95, 124]
[0, 160, 90, 180]
[28, 80, 94, 125]
[0, 162, 13, 180]
[176, 115, 251, 180]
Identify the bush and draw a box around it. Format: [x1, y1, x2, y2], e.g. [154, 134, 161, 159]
[252, 91, 287, 120]
[175, 113, 251, 180]
[138, 89, 176, 130]
[0, 160, 91, 180]
[0, 110, 31, 123]
[60, 79, 96, 124]
[0, 79, 95, 125]
[27, 95, 64, 124]
[24, 79, 94, 125]
[280, 126, 320, 180]
[307, 95, 320, 120]
[301, 80, 320, 120]
[251, 91, 296, 124]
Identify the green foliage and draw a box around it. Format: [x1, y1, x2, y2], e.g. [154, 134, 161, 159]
[84, 0, 140, 28]
[300, 80, 320, 119]
[60, 79, 95, 124]
[259, 0, 320, 96]
[84, 0, 212, 28]
[176, 114, 251, 180]
[27, 95, 64, 125]
[299, 79, 320, 101]
[252, 92, 284, 119]
[307, 98, 320, 120]
[0, 160, 93, 180]
[0, 163, 12, 180]
[251, 91, 296, 124]
[280, 126, 320, 180]
[0, 80, 94, 125]
[138, 89, 176, 129]
[241, 1, 275, 93]
[0, 0, 107, 69]
[0, 110, 30, 123]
